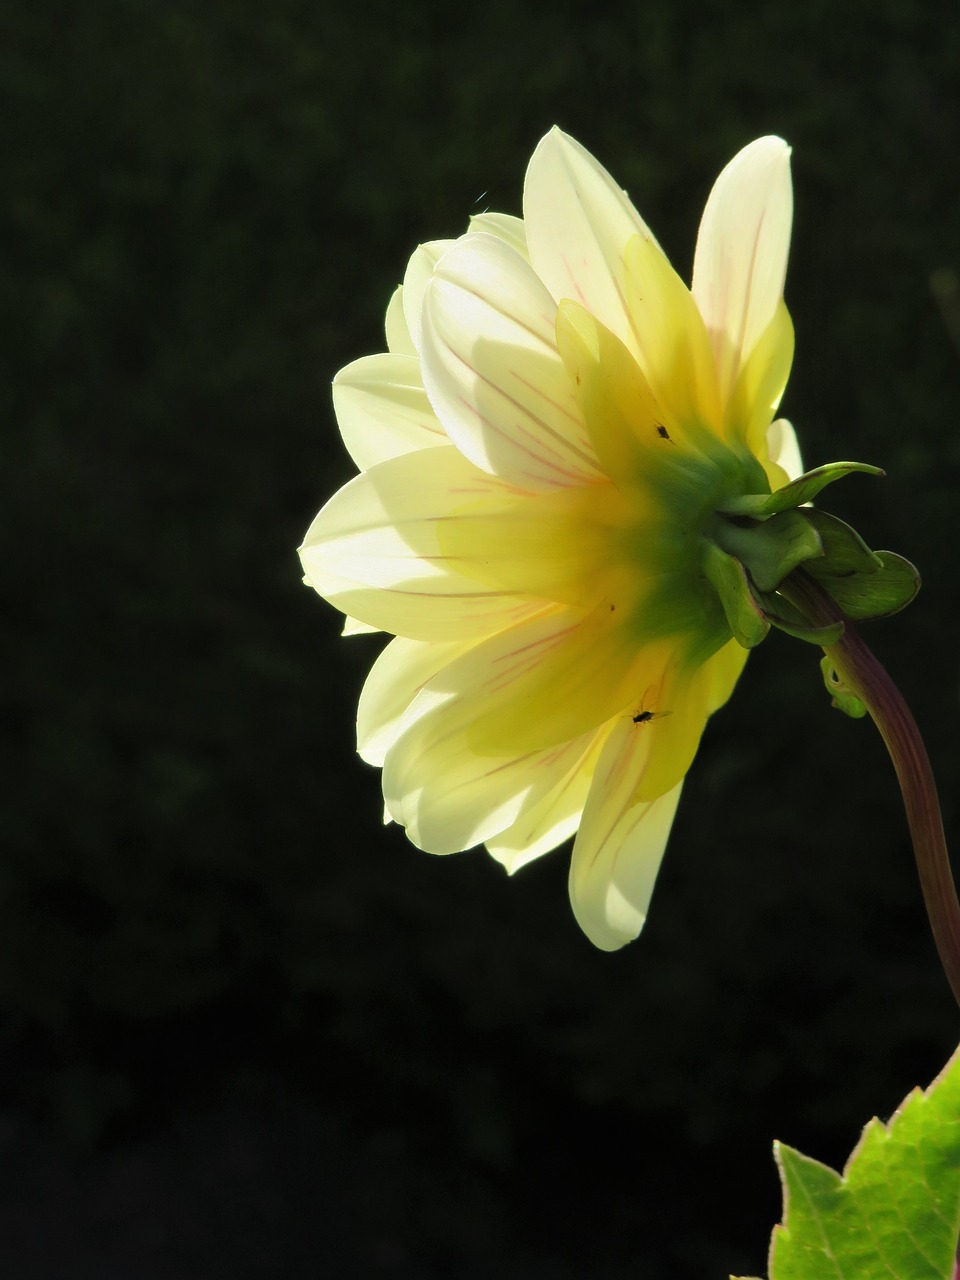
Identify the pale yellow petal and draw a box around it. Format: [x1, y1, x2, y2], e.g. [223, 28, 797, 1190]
[468, 211, 529, 260]
[631, 654, 716, 803]
[765, 417, 803, 483]
[623, 234, 722, 438]
[333, 353, 450, 471]
[486, 728, 606, 872]
[569, 717, 683, 951]
[384, 286, 417, 356]
[410, 604, 676, 758]
[728, 301, 795, 453]
[382, 694, 597, 855]
[402, 239, 455, 352]
[357, 635, 472, 766]
[523, 127, 656, 355]
[342, 616, 379, 637]
[298, 449, 541, 640]
[555, 299, 668, 485]
[420, 233, 600, 490]
[703, 637, 750, 714]
[692, 137, 793, 402]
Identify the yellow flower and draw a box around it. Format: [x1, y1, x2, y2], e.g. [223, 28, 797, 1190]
[299, 129, 800, 950]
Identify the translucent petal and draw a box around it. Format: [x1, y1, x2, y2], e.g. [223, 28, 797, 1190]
[384, 286, 417, 356]
[523, 127, 656, 356]
[333, 353, 450, 470]
[468, 211, 529, 260]
[402, 239, 455, 352]
[409, 604, 676, 759]
[342, 615, 380, 637]
[382, 693, 598, 854]
[729, 301, 795, 453]
[623, 234, 722, 438]
[631, 654, 717, 803]
[420, 233, 600, 490]
[766, 417, 803, 483]
[555, 299, 669, 485]
[357, 635, 472, 766]
[299, 448, 543, 640]
[692, 137, 793, 401]
[486, 729, 606, 872]
[704, 637, 750, 715]
[569, 717, 683, 951]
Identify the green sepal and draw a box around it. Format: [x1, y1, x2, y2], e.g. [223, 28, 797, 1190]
[752, 588, 845, 646]
[713, 510, 823, 592]
[820, 658, 868, 718]
[700, 542, 771, 649]
[719, 461, 884, 519]
[800, 509, 884, 575]
[808, 550, 921, 621]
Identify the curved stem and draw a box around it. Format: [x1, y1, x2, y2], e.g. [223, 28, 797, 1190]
[786, 573, 960, 1009]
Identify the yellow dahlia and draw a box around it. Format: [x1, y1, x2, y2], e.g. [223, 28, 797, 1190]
[299, 128, 800, 950]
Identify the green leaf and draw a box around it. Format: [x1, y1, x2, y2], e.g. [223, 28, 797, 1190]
[733, 1045, 960, 1280]
[721, 462, 885, 518]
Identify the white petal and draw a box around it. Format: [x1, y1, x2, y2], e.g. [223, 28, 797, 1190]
[523, 127, 656, 356]
[402, 240, 455, 352]
[298, 448, 539, 641]
[385, 286, 417, 356]
[357, 635, 472, 766]
[468, 211, 529, 260]
[569, 717, 683, 951]
[692, 137, 793, 399]
[333, 353, 450, 470]
[420, 232, 600, 490]
[766, 417, 803, 482]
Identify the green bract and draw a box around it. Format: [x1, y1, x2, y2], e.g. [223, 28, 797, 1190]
[699, 462, 920, 670]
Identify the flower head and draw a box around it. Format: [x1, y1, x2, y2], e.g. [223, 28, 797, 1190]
[299, 129, 799, 950]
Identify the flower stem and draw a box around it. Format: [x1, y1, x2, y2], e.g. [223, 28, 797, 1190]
[787, 572, 960, 1009]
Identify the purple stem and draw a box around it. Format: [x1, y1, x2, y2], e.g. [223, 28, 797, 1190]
[788, 573, 960, 1010]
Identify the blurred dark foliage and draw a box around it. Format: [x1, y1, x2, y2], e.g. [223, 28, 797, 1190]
[2, 0, 959, 1275]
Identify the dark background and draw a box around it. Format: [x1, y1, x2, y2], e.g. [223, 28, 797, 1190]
[4, 1, 960, 1276]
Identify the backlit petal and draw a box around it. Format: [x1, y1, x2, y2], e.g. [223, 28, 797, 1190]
[383, 694, 598, 854]
[632, 654, 717, 802]
[420, 232, 600, 490]
[299, 448, 542, 640]
[524, 127, 656, 355]
[555, 300, 663, 487]
[766, 417, 803, 483]
[728, 301, 795, 454]
[357, 635, 472, 766]
[333, 353, 450, 470]
[408, 604, 676, 758]
[468, 211, 529, 260]
[569, 717, 683, 951]
[692, 137, 793, 401]
[486, 729, 605, 872]
[342, 616, 380, 637]
[385, 286, 417, 356]
[402, 239, 455, 352]
[623, 234, 722, 437]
